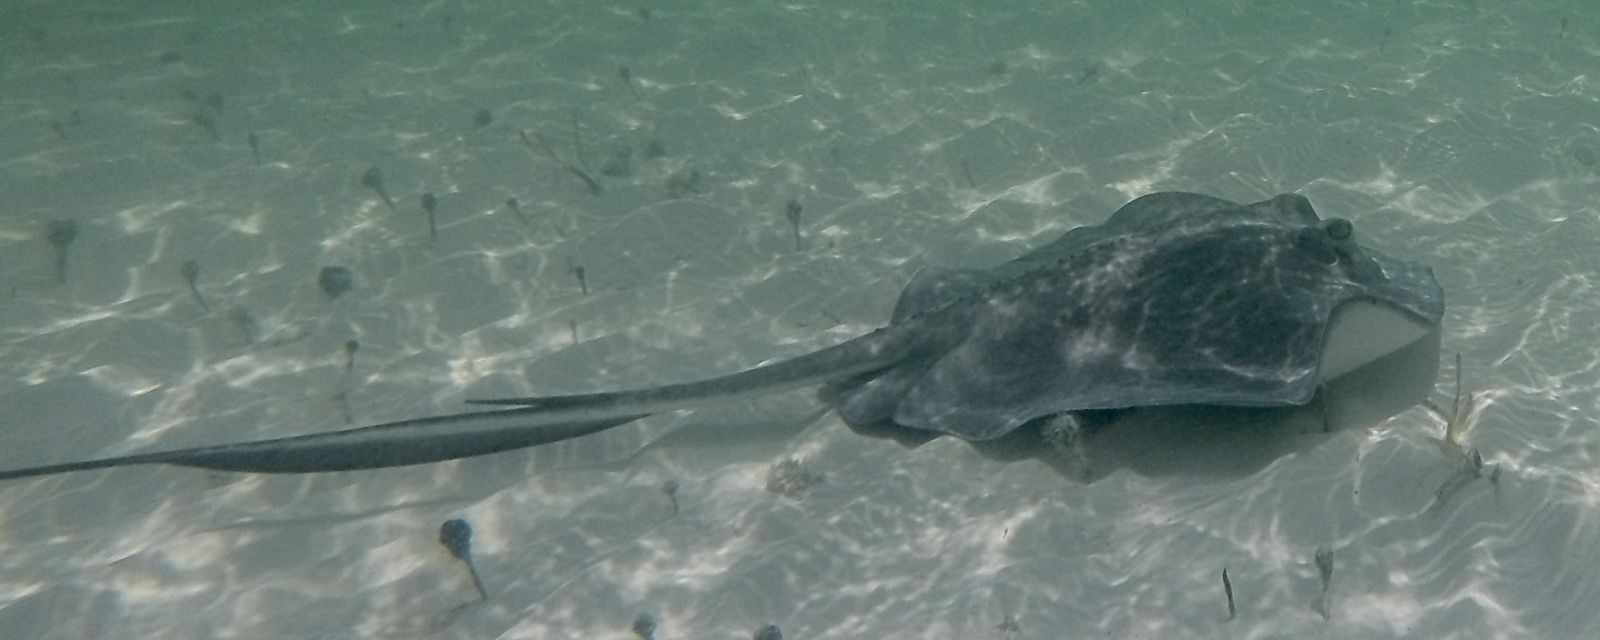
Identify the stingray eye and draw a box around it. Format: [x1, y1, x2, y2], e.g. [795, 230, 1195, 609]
[1323, 218, 1353, 241]
[1294, 226, 1339, 264]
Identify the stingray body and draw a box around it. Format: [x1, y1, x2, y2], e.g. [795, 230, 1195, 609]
[0, 192, 1443, 481]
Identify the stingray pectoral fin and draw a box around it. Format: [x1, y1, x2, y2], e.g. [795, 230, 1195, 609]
[468, 325, 921, 414]
[0, 408, 646, 481]
[1316, 299, 1433, 383]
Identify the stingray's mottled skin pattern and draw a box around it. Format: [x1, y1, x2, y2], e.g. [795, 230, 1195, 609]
[0, 192, 1443, 479]
[830, 192, 1443, 440]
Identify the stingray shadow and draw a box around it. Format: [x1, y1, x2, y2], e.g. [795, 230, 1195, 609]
[875, 324, 1442, 483]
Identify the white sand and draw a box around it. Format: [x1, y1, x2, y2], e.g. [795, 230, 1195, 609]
[2, 1, 1597, 638]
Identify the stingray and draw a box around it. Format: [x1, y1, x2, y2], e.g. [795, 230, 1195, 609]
[0, 192, 1444, 481]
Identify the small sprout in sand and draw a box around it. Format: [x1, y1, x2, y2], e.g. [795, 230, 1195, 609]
[660, 479, 680, 516]
[1313, 546, 1334, 620]
[317, 266, 354, 300]
[228, 306, 260, 344]
[333, 389, 353, 425]
[617, 65, 642, 100]
[1426, 353, 1500, 509]
[518, 129, 603, 196]
[46, 108, 78, 138]
[343, 339, 359, 376]
[643, 137, 666, 159]
[765, 457, 823, 498]
[505, 197, 529, 226]
[1572, 142, 1598, 170]
[1222, 567, 1236, 621]
[784, 198, 803, 250]
[600, 144, 633, 178]
[1432, 446, 1498, 513]
[570, 111, 590, 167]
[631, 612, 658, 640]
[1079, 63, 1101, 85]
[180, 259, 209, 312]
[438, 518, 488, 602]
[190, 111, 220, 141]
[752, 624, 783, 640]
[996, 615, 1021, 637]
[568, 261, 589, 295]
[360, 166, 398, 214]
[335, 338, 360, 423]
[45, 219, 78, 284]
[472, 107, 493, 129]
[1315, 547, 1334, 586]
[1435, 353, 1474, 451]
[421, 191, 439, 242]
[664, 167, 705, 198]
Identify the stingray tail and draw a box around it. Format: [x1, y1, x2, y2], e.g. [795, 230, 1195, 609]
[0, 325, 922, 482]
[466, 325, 921, 419]
[0, 410, 646, 481]
[0, 452, 170, 481]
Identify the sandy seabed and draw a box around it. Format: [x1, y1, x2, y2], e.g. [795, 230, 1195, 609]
[2, 1, 1599, 638]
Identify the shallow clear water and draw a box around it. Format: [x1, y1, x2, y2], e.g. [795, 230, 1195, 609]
[1, 1, 1597, 638]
